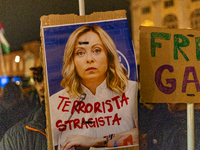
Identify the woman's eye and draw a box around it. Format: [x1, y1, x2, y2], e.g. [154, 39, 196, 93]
[76, 50, 85, 56]
[93, 48, 101, 54]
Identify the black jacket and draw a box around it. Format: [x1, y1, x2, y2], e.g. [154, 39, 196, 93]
[0, 106, 47, 150]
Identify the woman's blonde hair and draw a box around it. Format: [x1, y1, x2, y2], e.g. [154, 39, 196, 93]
[60, 25, 128, 98]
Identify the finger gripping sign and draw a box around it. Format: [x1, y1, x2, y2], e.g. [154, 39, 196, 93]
[140, 26, 200, 103]
[41, 10, 139, 150]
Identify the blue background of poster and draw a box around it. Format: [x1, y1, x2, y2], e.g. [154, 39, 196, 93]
[43, 19, 137, 96]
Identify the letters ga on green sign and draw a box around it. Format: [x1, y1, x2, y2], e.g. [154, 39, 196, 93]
[139, 26, 200, 103]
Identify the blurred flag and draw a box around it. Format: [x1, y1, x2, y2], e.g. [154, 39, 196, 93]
[0, 21, 10, 54]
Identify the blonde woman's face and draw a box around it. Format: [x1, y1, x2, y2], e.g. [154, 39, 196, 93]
[74, 31, 108, 85]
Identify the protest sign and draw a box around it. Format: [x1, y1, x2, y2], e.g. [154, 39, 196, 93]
[140, 26, 200, 103]
[40, 10, 138, 150]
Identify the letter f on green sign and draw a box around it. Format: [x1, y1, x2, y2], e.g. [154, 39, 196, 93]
[151, 32, 171, 57]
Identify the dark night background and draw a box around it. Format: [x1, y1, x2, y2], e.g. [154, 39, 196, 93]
[0, 0, 131, 52]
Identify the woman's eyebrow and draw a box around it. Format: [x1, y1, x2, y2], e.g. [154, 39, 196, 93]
[78, 41, 89, 45]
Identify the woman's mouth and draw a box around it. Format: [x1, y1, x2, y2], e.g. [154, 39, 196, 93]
[86, 67, 96, 71]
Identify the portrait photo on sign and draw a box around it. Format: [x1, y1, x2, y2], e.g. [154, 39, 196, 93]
[42, 18, 138, 150]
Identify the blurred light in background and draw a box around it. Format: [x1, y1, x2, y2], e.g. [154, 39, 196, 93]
[0, 76, 9, 87]
[12, 76, 21, 85]
[15, 55, 20, 63]
[141, 20, 154, 27]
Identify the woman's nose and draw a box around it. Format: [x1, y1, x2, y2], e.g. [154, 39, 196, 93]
[86, 53, 94, 63]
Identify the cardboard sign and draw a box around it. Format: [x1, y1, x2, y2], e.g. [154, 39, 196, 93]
[40, 10, 139, 150]
[140, 26, 200, 103]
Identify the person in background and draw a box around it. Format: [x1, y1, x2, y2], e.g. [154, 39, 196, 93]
[0, 81, 31, 139]
[138, 102, 173, 150]
[156, 103, 200, 150]
[20, 77, 36, 107]
[139, 102, 200, 150]
[28, 66, 45, 113]
[0, 66, 47, 150]
[0, 82, 22, 112]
